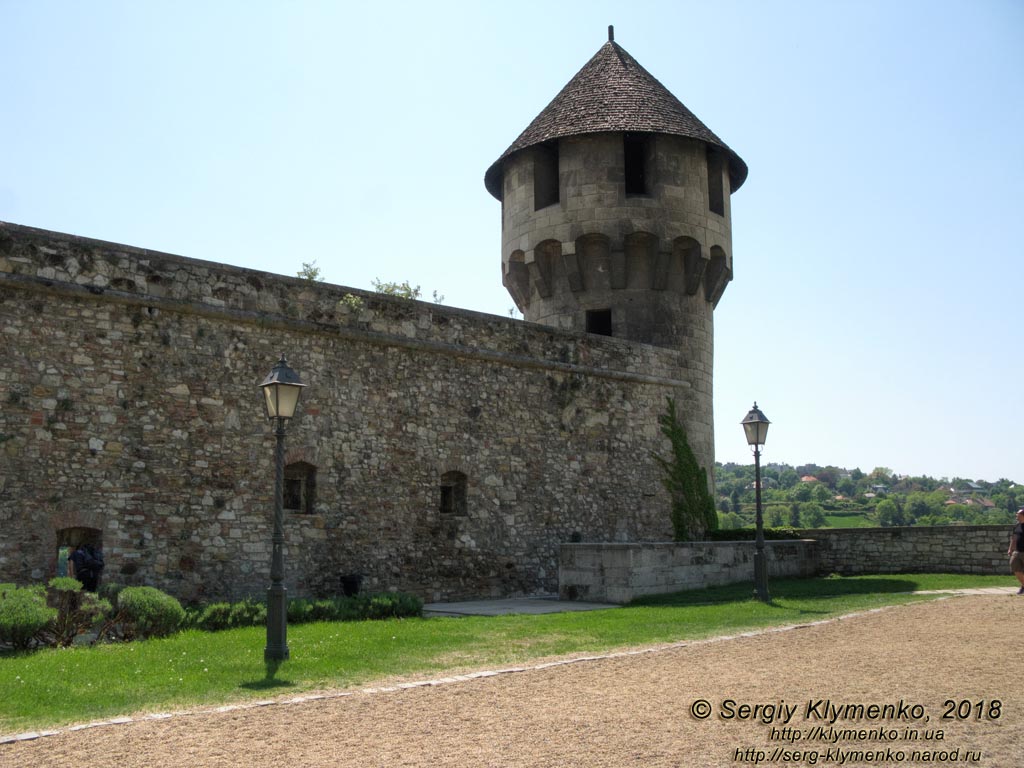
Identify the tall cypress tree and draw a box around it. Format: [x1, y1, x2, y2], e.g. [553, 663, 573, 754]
[653, 397, 718, 540]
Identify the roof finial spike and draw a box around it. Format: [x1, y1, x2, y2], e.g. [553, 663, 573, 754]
[608, 25, 614, 42]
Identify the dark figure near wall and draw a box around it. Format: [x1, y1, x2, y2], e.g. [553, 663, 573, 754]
[68, 543, 104, 592]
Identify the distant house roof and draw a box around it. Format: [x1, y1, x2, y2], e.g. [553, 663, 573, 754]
[963, 497, 995, 508]
[484, 32, 747, 200]
[800, 475, 819, 483]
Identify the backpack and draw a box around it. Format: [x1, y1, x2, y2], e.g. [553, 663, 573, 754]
[83, 545, 104, 575]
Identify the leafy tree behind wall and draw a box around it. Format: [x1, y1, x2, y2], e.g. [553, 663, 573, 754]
[653, 397, 717, 541]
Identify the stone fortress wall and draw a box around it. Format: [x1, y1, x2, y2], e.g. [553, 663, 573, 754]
[0, 221, 707, 602]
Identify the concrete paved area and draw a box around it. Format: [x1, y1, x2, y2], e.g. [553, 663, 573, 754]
[423, 595, 618, 617]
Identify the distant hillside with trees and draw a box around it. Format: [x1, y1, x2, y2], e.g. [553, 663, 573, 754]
[714, 462, 1022, 530]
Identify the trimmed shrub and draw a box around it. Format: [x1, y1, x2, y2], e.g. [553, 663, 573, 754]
[98, 582, 124, 606]
[0, 585, 55, 650]
[284, 592, 422, 625]
[361, 592, 423, 620]
[118, 586, 185, 639]
[228, 599, 266, 628]
[286, 599, 316, 624]
[194, 602, 234, 632]
[46, 577, 112, 646]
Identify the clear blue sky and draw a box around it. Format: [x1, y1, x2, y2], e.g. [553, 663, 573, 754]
[3, 1, 1022, 483]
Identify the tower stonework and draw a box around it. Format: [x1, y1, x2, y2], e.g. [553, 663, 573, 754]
[485, 32, 747, 472]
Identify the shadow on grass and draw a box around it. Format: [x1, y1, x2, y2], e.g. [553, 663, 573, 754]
[239, 658, 296, 691]
[628, 576, 925, 608]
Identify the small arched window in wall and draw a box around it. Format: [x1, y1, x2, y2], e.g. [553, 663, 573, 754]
[284, 461, 317, 515]
[439, 471, 468, 517]
[624, 133, 651, 196]
[533, 141, 560, 210]
[707, 147, 725, 216]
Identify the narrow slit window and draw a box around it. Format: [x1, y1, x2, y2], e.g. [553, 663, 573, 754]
[586, 309, 613, 337]
[533, 142, 559, 210]
[624, 134, 649, 196]
[707, 148, 725, 216]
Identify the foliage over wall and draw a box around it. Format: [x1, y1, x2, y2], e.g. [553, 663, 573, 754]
[654, 398, 717, 540]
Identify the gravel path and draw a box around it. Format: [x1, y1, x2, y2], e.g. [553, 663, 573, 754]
[2, 595, 1019, 767]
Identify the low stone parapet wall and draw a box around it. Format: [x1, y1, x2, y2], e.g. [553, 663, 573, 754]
[558, 540, 818, 603]
[805, 525, 1009, 576]
[559, 526, 1013, 603]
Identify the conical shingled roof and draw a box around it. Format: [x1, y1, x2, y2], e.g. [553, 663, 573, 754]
[484, 35, 748, 200]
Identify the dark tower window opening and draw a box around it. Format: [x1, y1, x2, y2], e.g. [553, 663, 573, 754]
[707, 147, 725, 216]
[624, 133, 650, 196]
[586, 309, 613, 336]
[533, 142, 560, 210]
[284, 461, 317, 514]
[440, 471, 468, 516]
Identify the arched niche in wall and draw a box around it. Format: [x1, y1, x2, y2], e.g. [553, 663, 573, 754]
[284, 461, 317, 515]
[439, 471, 468, 517]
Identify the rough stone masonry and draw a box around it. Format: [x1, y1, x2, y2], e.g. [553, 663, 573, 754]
[0, 33, 743, 602]
[0, 221, 696, 601]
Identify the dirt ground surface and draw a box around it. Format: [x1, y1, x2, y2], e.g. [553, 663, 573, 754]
[2, 595, 1019, 768]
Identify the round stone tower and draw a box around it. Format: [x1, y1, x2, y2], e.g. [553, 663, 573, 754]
[484, 28, 747, 470]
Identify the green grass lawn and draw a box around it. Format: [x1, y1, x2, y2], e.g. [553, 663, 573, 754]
[823, 512, 876, 528]
[0, 573, 1013, 735]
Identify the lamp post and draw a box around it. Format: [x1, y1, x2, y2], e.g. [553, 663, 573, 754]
[741, 403, 771, 602]
[258, 355, 306, 662]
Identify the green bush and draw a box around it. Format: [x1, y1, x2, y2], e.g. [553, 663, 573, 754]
[0, 585, 56, 650]
[284, 592, 422, 625]
[193, 602, 234, 632]
[360, 592, 423, 619]
[117, 586, 185, 639]
[228, 599, 266, 628]
[98, 582, 123, 606]
[286, 599, 316, 624]
[46, 577, 112, 646]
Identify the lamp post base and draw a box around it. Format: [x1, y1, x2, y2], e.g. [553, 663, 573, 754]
[265, 584, 289, 662]
[753, 549, 770, 603]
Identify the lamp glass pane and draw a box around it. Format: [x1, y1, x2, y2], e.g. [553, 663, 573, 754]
[743, 421, 759, 446]
[275, 384, 302, 419]
[263, 385, 279, 418]
[743, 420, 769, 446]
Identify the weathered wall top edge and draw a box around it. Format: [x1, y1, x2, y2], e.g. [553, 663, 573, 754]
[560, 539, 818, 550]
[0, 219, 689, 381]
[0, 219, 279, 280]
[0, 220, 638, 346]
